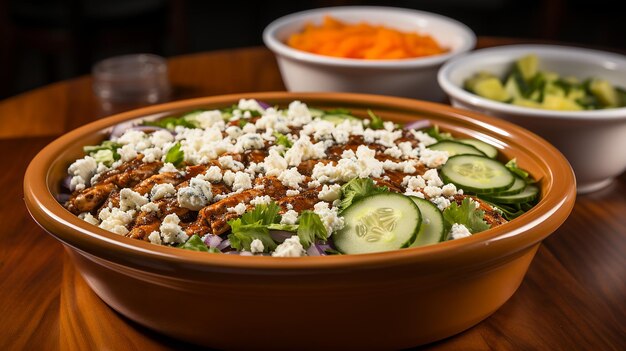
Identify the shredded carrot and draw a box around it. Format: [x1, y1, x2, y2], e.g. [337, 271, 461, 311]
[287, 16, 448, 60]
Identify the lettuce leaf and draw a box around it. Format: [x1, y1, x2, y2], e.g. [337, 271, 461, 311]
[178, 234, 209, 252]
[143, 115, 197, 129]
[273, 132, 293, 149]
[164, 142, 184, 166]
[443, 197, 490, 234]
[296, 211, 327, 248]
[83, 140, 122, 166]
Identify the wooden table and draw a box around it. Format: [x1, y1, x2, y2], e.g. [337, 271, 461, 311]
[1, 38, 625, 350]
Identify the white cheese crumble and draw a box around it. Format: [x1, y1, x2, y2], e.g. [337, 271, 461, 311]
[118, 144, 138, 162]
[148, 231, 162, 245]
[318, 184, 341, 202]
[203, 165, 223, 183]
[98, 207, 134, 235]
[231, 171, 252, 191]
[286, 189, 300, 196]
[277, 167, 305, 189]
[449, 223, 472, 240]
[280, 210, 299, 225]
[284, 135, 326, 166]
[140, 202, 160, 213]
[150, 183, 176, 200]
[119, 188, 149, 211]
[218, 155, 245, 171]
[159, 214, 188, 244]
[67, 156, 98, 191]
[79, 212, 100, 225]
[227, 202, 247, 215]
[159, 162, 178, 174]
[263, 149, 288, 177]
[250, 195, 272, 206]
[177, 177, 213, 210]
[250, 239, 264, 254]
[272, 235, 306, 257]
[313, 202, 345, 235]
[419, 146, 449, 168]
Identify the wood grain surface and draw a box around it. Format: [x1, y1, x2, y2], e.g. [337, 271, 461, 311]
[1, 39, 625, 351]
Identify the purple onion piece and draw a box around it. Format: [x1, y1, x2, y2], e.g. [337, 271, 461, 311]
[270, 230, 295, 243]
[204, 234, 223, 248]
[254, 100, 271, 109]
[216, 238, 231, 251]
[403, 119, 431, 130]
[225, 251, 240, 255]
[306, 245, 323, 256]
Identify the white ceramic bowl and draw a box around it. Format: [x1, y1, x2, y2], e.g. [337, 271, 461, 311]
[438, 44, 626, 194]
[263, 6, 475, 101]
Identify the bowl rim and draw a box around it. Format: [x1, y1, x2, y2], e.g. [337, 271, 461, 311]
[438, 44, 626, 121]
[262, 6, 476, 69]
[24, 92, 575, 273]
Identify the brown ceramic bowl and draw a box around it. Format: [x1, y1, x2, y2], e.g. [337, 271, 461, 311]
[24, 92, 575, 350]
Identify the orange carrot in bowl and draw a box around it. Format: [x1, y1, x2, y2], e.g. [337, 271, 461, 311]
[287, 16, 448, 60]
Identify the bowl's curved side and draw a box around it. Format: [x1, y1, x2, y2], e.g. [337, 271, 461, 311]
[23, 92, 576, 349]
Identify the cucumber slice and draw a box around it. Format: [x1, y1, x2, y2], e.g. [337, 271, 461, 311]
[480, 184, 539, 204]
[490, 176, 526, 196]
[308, 108, 326, 118]
[516, 54, 538, 81]
[428, 141, 486, 157]
[321, 114, 361, 125]
[409, 197, 445, 247]
[334, 193, 421, 254]
[457, 139, 498, 158]
[441, 155, 515, 194]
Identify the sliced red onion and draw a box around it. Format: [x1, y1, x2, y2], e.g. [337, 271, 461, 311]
[225, 250, 240, 255]
[216, 238, 231, 251]
[254, 100, 271, 109]
[306, 244, 323, 256]
[403, 120, 431, 130]
[204, 234, 223, 248]
[270, 230, 294, 243]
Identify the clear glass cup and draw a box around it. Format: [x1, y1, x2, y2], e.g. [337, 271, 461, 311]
[92, 54, 171, 115]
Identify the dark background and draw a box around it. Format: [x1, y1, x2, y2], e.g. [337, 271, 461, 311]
[0, 0, 623, 99]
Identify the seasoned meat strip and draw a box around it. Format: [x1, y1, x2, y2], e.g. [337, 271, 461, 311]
[451, 194, 508, 227]
[65, 182, 117, 214]
[133, 172, 186, 195]
[127, 211, 160, 241]
[276, 186, 323, 213]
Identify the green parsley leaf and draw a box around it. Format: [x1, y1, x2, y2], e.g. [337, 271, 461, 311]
[238, 119, 249, 128]
[268, 223, 298, 231]
[240, 202, 281, 226]
[367, 109, 384, 130]
[143, 114, 198, 130]
[164, 142, 185, 167]
[325, 108, 352, 115]
[297, 211, 327, 248]
[178, 234, 209, 252]
[339, 178, 388, 212]
[423, 125, 453, 141]
[83, 140, 122, 166]
[227, 220, 277, 252]
[443, 197, 490, 235]
[273, 132, 293, 149]
[226, 202, 283, 252]
[504, 158, 532, 182]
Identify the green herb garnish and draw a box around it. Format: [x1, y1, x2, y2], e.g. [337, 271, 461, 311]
[505, 158, 532, 182]
[164, 142, 185, 166]
[227, 202, 282, 252]
[367, 109, 384, 129]
[273, 132, 293, 149]
[443, 197, 490, 234]
[143, 115, 197, 130]
[83, 140, 122, 166]
[296, 211, 327, 249]
[178, 234, 210, 252]
[339, 178, 388, 212]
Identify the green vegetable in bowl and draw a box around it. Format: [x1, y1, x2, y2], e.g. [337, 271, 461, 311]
[464, 54, 626, 110]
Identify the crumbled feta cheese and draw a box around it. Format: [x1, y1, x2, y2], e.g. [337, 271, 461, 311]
[410, 130, 437, 146]
[313, 202, 345, 235]
[68, 156, 98, 191]
[119, 188, 149, 211]
[235, 133, 265, 152]
[284, 135, 326, 166]
[384, 146, 403, 159]
[405, 190, 425, 198]
[277, 167, 305, 188]
[238, 98, 265, 112]
[449, 223, 472, 240]
[159, 214, 189, 244]
[148, 231, 162, 245]
[419, 146, 448, 168]
[431, 196, 451, 211]
[250, 239, 265, 254]
[227, 202, 247, 215]
[403, 175, 426, 190]
[98, 207, 134, 235]
[441, 183, 457, 197]
[159, 162, 178, 174]
[287, 100, 312, 126]
[117, 130, 150, 151]
[318, 184, 341, 202]
[242, 122, 257, 134]
[218, 155, 245, 171]
[79, 212, 100, 225]
[203, 165, 223, 183]
[286, 189, 300, 196]
[222, 170, 235, 186]
[250, 195, 272, 206]
[141, 147, 163, 163]
[423, 186, 443, 198]
[272, 235, 305, 257]
[150, 130, 174, 148]
[225, 126, 243, 138]
[280, 210, 299, 225]
[193, 110, 225, 129]
[151, 183, 176, 200]
[140, 202, 160, 213]
[231, 171, 252, 191]
[423, 169, 444, 187]
[118, 144, 138, 162]
[263, 149, 288, 177]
